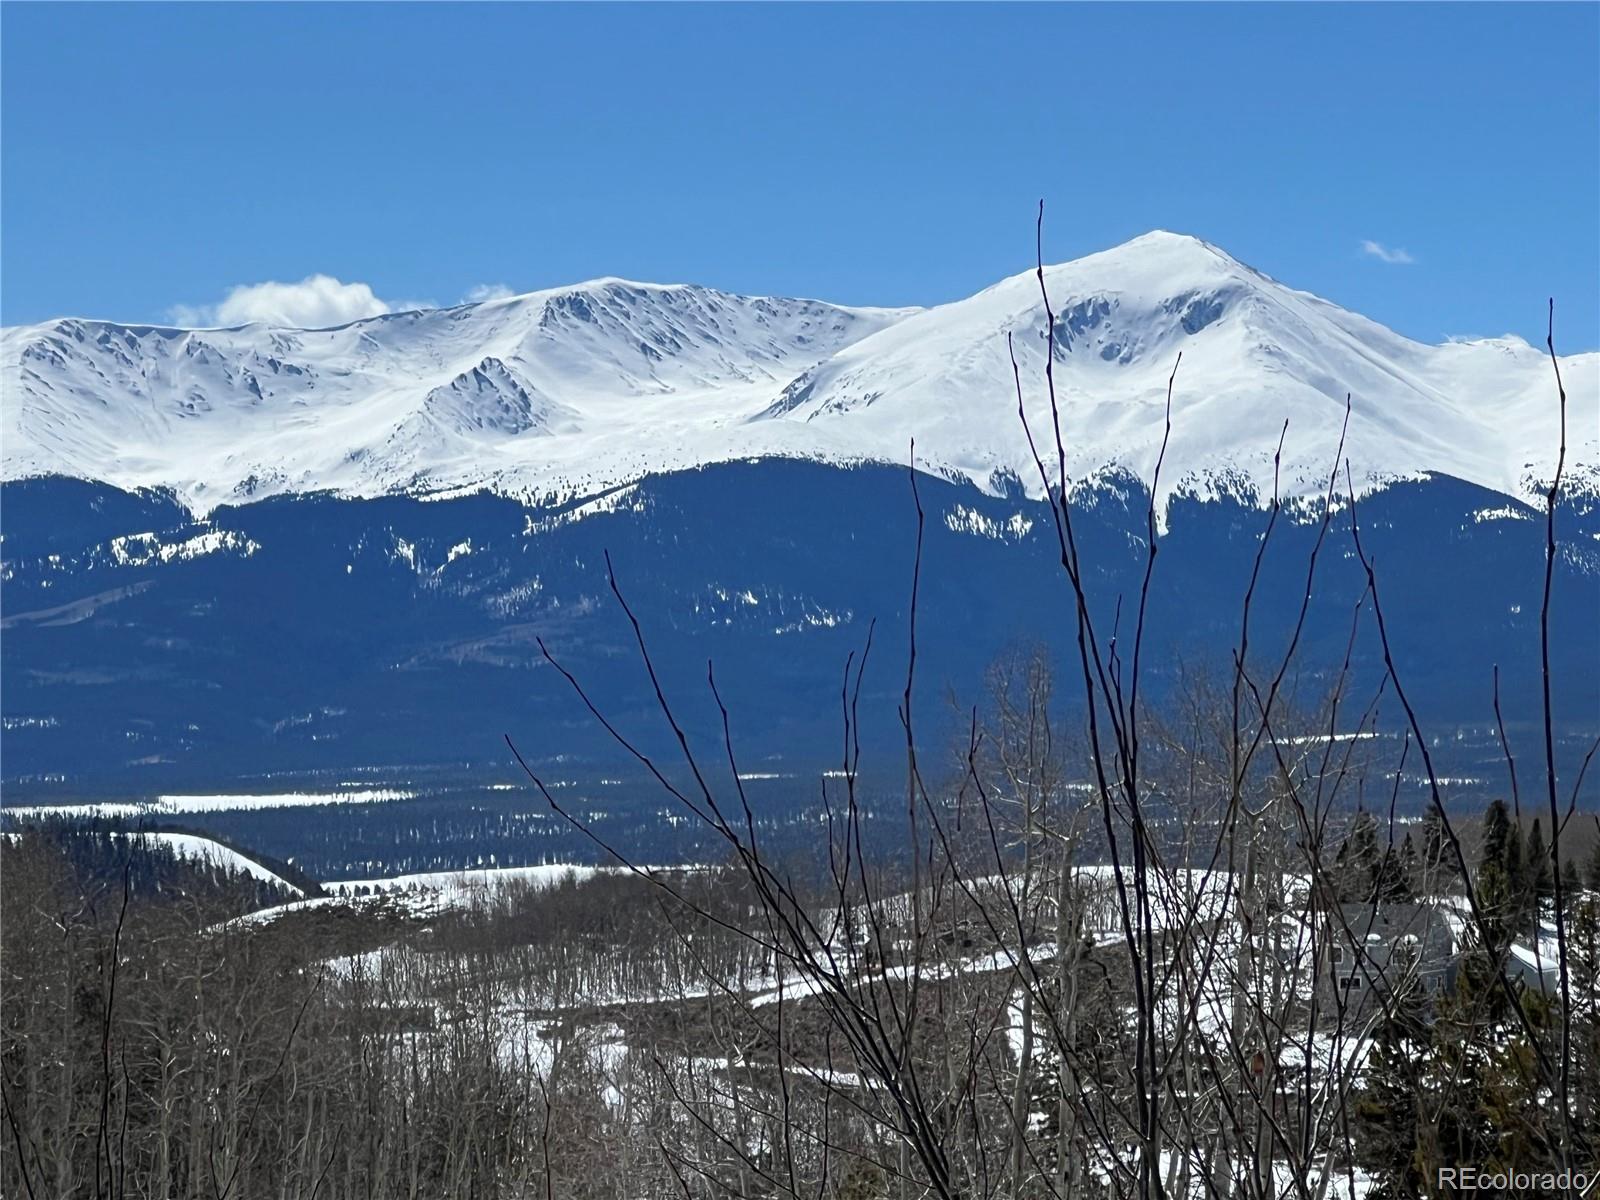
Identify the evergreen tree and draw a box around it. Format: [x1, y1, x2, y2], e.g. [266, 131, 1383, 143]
[1475, 989, 1561, 1185]
[1374, 844, 1411, 903]
[1354, 977, 1431, 1199]
[1560, 858, 1583, 922]
[1480, 799, 1512, 871]
[1503, 815, 1529, 937]
[1478, 800, 1516, 949]
[1525, 817, 1554, 924]
[1340, 808, 1382, 902]
[1418, 968, 1500, 1182]
[1571, 890, 1600, 1135]
[1352, 809, 1380, 868]
[1587, 837, 1600, 894]
[1421, 827, 1569, 1193]
[1398, 832, 1420, 897]
[1504, 816, 1525, 898]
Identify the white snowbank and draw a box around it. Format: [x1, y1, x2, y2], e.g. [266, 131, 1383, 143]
[2, 789, 414, 821]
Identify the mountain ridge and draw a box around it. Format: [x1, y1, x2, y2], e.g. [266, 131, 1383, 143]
[4, 232, 1595, 517]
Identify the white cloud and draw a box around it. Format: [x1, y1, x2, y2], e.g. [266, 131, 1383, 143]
[165, 303, 216, 327]
[462, 283, 516, 304]
[1359, 240, 1416, 266]
[169, 274, 405, 329]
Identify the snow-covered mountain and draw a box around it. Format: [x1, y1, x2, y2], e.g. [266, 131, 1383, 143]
[0, 282, 913, 506]
[4, 233, 1597, 794]
[767, 233, 1598, 507]
[6, 232, 1594, 513]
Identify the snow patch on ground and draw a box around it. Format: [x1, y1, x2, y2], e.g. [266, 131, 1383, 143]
[117, 831, 303, 895]
[2, 789, 413, 821]
[944, 504, 1034, 541]
[109, 528, 260, 566]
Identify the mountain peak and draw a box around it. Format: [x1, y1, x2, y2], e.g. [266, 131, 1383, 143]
[1118, 228, 1215, 250]
[1067, 229, 1253, 283]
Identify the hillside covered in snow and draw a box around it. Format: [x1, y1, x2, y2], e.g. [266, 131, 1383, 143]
[5, 232, 1594, 514]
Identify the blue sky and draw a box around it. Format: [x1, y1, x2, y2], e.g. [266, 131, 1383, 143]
[3, 3, 1596, 347]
